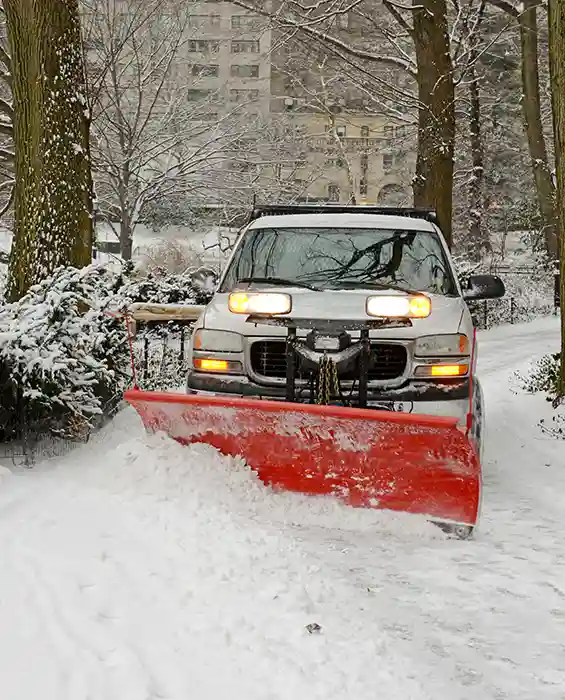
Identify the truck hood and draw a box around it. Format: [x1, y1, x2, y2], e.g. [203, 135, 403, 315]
[202, 288, 467, 339]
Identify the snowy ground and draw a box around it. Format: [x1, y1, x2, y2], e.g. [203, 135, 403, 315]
[0, 316, 563, 699]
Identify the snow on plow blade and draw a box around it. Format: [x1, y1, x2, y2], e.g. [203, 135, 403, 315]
[124, 390, 481, 527]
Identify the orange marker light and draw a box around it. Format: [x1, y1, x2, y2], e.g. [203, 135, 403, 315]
[194, 358, 230, 372]
[430, 364, 469, 377]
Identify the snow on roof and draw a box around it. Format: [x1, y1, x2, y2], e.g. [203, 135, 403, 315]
[247, 212, 438, 232]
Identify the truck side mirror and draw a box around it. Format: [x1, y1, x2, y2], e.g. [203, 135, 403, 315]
[463, 274, 505, 301]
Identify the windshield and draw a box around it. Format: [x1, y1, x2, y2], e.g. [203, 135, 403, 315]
[219, 227, 458, 296]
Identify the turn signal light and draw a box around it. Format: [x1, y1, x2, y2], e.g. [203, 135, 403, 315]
[193, 358, 242, 373]
[415, 364, 469, 378]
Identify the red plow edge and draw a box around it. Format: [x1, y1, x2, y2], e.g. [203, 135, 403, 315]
[124, 390, 481, 527]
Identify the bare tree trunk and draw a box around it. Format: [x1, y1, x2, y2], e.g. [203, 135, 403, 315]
[4, 0, 93, 302]
[120, 218, 133, 261]
[519, 0, 558, 259]
[548, 0, 565, 393]
[467, 47, 490, 258]
[411, 0, 455, 247]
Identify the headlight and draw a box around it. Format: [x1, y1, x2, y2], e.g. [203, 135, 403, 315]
[366, 294, 431, 319]
[415, 334, 469, 357]
[228, 292, 291, 315]
[193, 329, 243, 352]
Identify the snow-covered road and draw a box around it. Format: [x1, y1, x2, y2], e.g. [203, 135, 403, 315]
[0, 317, 563, 700]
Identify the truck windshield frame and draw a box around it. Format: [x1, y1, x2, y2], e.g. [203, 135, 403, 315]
[219, 227, 459, 297]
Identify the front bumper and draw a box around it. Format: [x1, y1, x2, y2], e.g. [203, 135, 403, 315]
[185, 370, 470, 421]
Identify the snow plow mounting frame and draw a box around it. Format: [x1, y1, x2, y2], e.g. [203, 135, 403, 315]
[246, 314, 412, 409]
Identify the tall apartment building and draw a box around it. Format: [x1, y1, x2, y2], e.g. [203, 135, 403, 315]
[84, 0, 415, 208]
[267, 5, 415, 205]
[183, 1, 273, 118]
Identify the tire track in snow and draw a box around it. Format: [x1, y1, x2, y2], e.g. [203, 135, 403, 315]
[3, 489, 194, 700]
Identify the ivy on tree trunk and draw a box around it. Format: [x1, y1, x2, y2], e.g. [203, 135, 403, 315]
[4, 0, 93, 302]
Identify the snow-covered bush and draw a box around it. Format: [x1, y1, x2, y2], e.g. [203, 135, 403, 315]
[517, 352, 565, 439]
[519, 352, 561, 400]
[115, 266, 217, 392]
[115, 265, 216, 306]
[0, 262, 214, 443]
[0, 265, 130, 442]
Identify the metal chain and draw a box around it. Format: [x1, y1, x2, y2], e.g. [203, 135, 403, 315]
[316, 354, 341, 405]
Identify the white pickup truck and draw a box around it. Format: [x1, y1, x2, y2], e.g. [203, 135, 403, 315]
[185, 205, 505, 459]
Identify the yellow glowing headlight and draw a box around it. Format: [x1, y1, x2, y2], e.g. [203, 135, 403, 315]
[366, 294, 431, 319]
[228, 292, 292, 315]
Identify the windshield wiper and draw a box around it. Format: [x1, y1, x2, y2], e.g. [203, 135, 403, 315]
[237, 277, 323, 291]
[327, 280, 422, 295]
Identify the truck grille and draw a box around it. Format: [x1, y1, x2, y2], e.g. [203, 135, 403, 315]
[249, 341, 407, 381]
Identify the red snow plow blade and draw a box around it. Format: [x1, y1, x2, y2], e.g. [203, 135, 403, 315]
[124, 389, 481, 528]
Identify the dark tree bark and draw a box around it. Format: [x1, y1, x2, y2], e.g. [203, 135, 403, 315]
[519, 0, 558, 258]
[489, 0, 558, 258]
[4, 0, 93, 302]
[466, 2, 490, 258]
[548, 0, 565, 393]
[411, 0, 456, 247]
[467, 61, 488, 257]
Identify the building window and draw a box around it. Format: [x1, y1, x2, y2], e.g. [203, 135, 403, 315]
[231, 15, 257, 29]
[360, 125, 369, 138]
[188, 14, 221, 28]
[383, 125, 394, 138]
[328, 184, 340, 201]
[188, 40, 220, 53]
[336, 125, 346, 137]
[383, 154, 394, 171]
[230, 64, 260, 78]
[231, 40, 260, 53]
[191, 64, 219, 77]
[186, 89, 211, 101]
[395, 125, 406, 137]
[230, 88, 259, 102]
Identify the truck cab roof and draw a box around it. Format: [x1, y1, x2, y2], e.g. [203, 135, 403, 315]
[247, 212, 439, 232]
